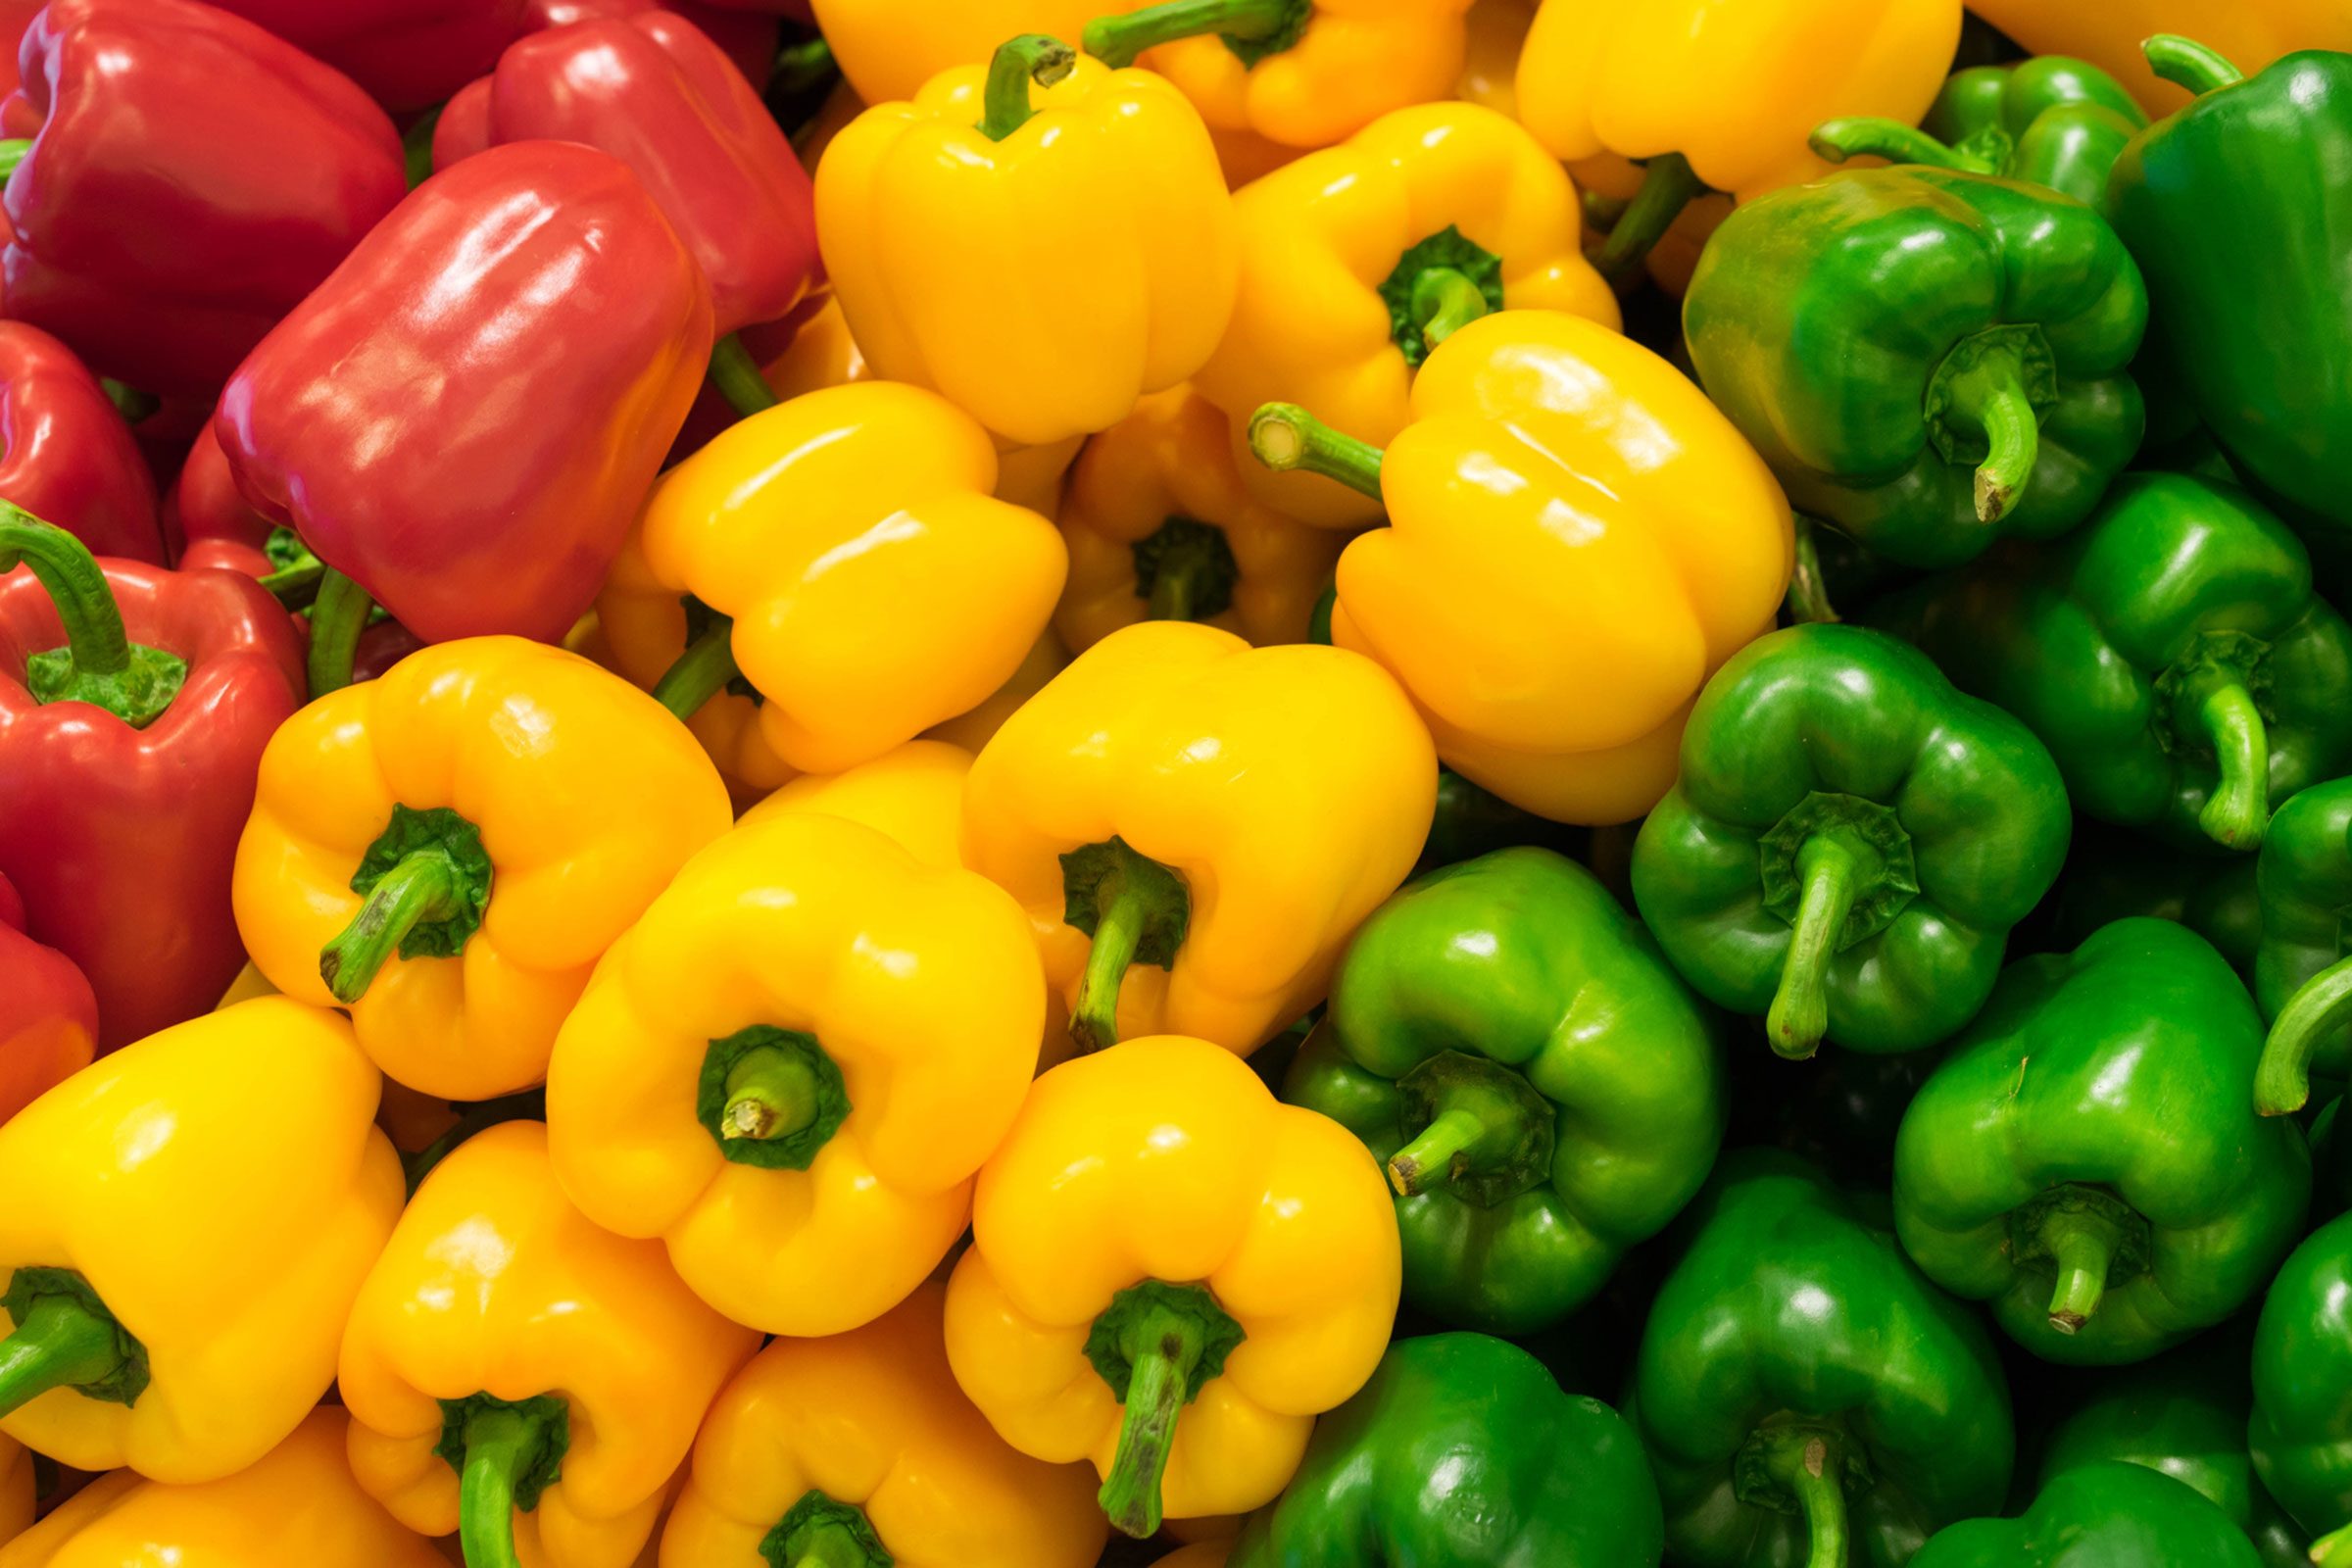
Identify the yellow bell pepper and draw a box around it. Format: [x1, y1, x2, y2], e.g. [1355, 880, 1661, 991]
[739, 738, 978, 872]
[1056, 386, 1344, 653]
[945, 1035, 1398, 1538]
[1247, 310, 1791, 824]
[753, 300, 869, 404]
[546, 811, 1046, 1337]
[809, 0, 1101, 106]
[340, 1120, 760, 1568]
[1191, 101, 1620, 528]
[232, 637, 733, 1102]
[1516, 0, 1958, 285]
[921, 631, 1071, 756]
[0, 998, 401, 1482]
[1081, 0, 1474, 150]
[1966, 1, 2352, 112]
[960, 618, 1436, 1054]
[1456, 0, 1534, 116]
[0, 1410, 444, 1568]
[1208, 124, 1300, 187]
[815, 41, 1237, 447]
[659, 1279, 1107, 1568]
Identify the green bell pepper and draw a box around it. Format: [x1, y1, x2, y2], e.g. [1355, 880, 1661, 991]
[1683, 166, 2145, 568]
[1886, 474, 2352, 851]
[1285, 848, 1724, 1335]
[2251, 1210, 2352, 1567]
[2316, 1099, 2352, 1228]
[1631, 623, 2071, 1058]
[1227, 1332, 1664, 1568]
[2253, 778, 2352, 1116]
[1892, 918, 2310, 1365]
[1628, 1148, 2014, 1568]
[2038, 820, 2260, 977]
[1911, 1462, 2263, 1568]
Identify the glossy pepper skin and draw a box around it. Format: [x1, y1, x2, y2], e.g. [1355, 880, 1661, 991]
[2252, 1210, 2352, 1568]
[1912, 1462, 2262, 1568]
[1966, 3, 2350, 113]
[232, 637, 733, 1101]
[1891, 919, 2309, 1364]
[520, 0, 781, 89]
[947, 1036, 1398, 1538]
[1632, 623, 2072, 1058]
[1286, 849, 1724, 1336]
[217, 142, 713, 647]
[0, 517, 303, 1050]
[0, 998, 403, 1481]
[1255, 311, 1791, 824]
[0, 0, 409, 400]
[2252, 779, 2352, 1117]
[1888, 475, 2352, 853]
[197, 0, 526, 110]
[1191, 103, 1620, 530]
[0, 325, 160, 564]
[960, 619, 1436, 1055]
[660, 1280, 1107, 1568]
[816, 44, 1237, 447]
[339, 1121, 760, 1568]
[1813, 56, 2147, 208]
[0, 871, 93, 1130]
[431, 13, 819, 337]
[1628, 1149, 2015, 1568]
[1684, 167, 2147, 569]
[808, 0, 1095, 104]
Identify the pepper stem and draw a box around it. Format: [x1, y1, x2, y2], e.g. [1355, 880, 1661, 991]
[319, 852, 467, 1004]
[457, 1403, 544, 1568]
[307, 567, 373, 698]
[719, 1045, 823, 1144]
[1809, 117, 1990, 172]
[0, 138, 29, 186]
[1098, 1305, 1206, 1538]
[2194, 682, 2270, 849]
[2255, 955, 2352, 1118]
[0, 1291, 129, 1422]
[979, 34, 1077, 140]
[1767, 836, 1859, 1059]
[788, 1525, 878, 1568]
[1246, 403, 1385, 499]
[1784, 515, 1839, 625]
[101, 379, 158, 425]
[2144, 34, 2243, 95]
[402, 107, 441, 189]
[1081, 0, 1297, 70]
[2040, 1202, 2122, 1333]
[709, 333, 779, 418]
[1387, 1106, 1485, 1198]
[0, 510, 131, 674]
[1072, 874, 1152, 1054]
[1779, 1436, 1848, 1568]
[1408, 267, 1489, 357]
[257, 557, 325, 610]
[651, 610, 742, 720]
[1949, 358, 2039, 523]
[1588, 152, 1705, 290]
[2312, 1520, 2352, 1568]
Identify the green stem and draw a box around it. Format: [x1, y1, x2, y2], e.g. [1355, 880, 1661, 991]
[1809, 117, 1989, 172]
[1409, 267, 1489, 357]
[306, 568, 372, 698]
[2040, 1203, 2121, 1333]
[1081, 0, 1296, 70]
[1072, 874, 1152, 1054]
[1767, 837, 1859, 1059]
[651, 611, 741, 720]
[1581, 187, 1628, 231]
[403, 106, 442, 189]
[1936, 352, 2039, 523]
[0, 509, 130, 676]
[1588, 152, 1705, 290]
[1148, 565, 1197, 621]
[2194, 683, 2270, 850]
[1784, 515, 1839, 625]
[100, 379, 158, 425]
[257, 557, 326, 610]
[1245, 403, 1385, 499]
[457, 1404, 540, 1568]
[719, 1045, 822, 1144]
[2256, 955, 2352, 1118]
[2311, 1519, 2352, 1568]
[1098, 1308, 1200, 1538]
[788, 1525, 875, 1568]
[771, 36, 837, 96]
[2144, 34, 2243, 95]
[318, 852, 466, 1004]
[1387, 1105, 1484, 1198]
[1775, 1435, 1849, 1568]
[979, 34, 1077, 140]
[0, 138, 29, 186]
[0, 1292, 129, 1422]
[709, 333, 779, 418]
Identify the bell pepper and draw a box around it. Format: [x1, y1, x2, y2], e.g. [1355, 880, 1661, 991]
[1628, 1149, 2015, 1568]
[1912, 1463, 2263, 1568]
[216, 142, 713, 676]
[1056, 387, 1342, 651]
[807, 0, 1095, 105]
[814, 38, 1237, 447]
[1227, 1333, 1663, 1566]
[960, 618, 1436, 1054]
[0, 325, 161, 564]
[1891, 918, 2310, 1364]
[2041, 821, 2261, 978]
[660, 1279, 1108, 1568]
[1455, 0, 1532, 117]
[2252, 778, 2352, 1117]
[1190, 103, 1619, 530]
[195, 0, 526, 110]
[231, 636, 733, 1101]
[1634, 622, 2071, 1057]
[1285, 848, 1724, 1336]
[340, 1120, 760, 1568]
[1886, 474, 2352, 851]
[1964, 1, 2352, 115]
[1684, 167, 2147, 568]
[0, 514, 302, 1050]
[0, 0, 409, 400]
[1078, 0, 1472, 151]
[945, 1035, 1399, 1537]
[0, 997, 402, 1481]
[1514, 0, 1960, 285]
[2253, 1210, 2352, 1568]
[0, 1437, 26, 1546]
[921, 629, 1069, 757]
[0, 870, 92, 1130]
[1411, 768, 1583, 876]
[520, 0, 782, 89]
[1248, 311, 1790, 824]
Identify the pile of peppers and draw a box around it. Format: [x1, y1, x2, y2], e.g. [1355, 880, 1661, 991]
[4, 1, 2352, 1565]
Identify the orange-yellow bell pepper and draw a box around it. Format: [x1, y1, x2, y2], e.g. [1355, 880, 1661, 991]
[1966, 1, 2352, 112]
[1056, 387, 1344, 652]
[232, 637, 733, 1102]
[339, 1120, 760, 1568]
[1248, 310, 1791, 824]
[960, 619, 1436, 1054]
[808, 0, 1102, 106]
[946, 1035, 1399, 1538]
[659, 1279, 1107, 1568]
[1081, 0, 1474, 150]
[921, 631, 1072, 756]
[1456, 0, 1535, 116]
[0, 1409, 444, 1568]
[0, 998, 401, 1483]
[546, 811, 1046, 1337]
[815, 41, 1237, 447]
[1192, 102, 1620, 528]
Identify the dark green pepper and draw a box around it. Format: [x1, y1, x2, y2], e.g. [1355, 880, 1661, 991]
[1911, 1462, 2263, 1568]
[1227, 1332, 1664, 1567]
[1415, 767, 1584, 875]
[2251, 1210, 2352, 1567]
[2035, 819, 2260, 976]
[1285, 848, 1724, 1335]
[1684, 166, 2145, 568]
[2253, 778, 2352, 1116]
[1728, 1039, 1939, 1188]
[1632, 623, 2071, 1058]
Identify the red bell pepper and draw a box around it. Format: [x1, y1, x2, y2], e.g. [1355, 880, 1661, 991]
[168, 425, 272, 565]
[0, 0, 409, 399]
[434, 13, 817, 338]
[0, 867, 95, 1121]
[0, 0, 40, 101]
[216, 140, 713, 677]
[521, 0, 782, 88]
[196, 0, 529, 111]
[0, 322, 164, 563]
[0, 510, 302, 1051]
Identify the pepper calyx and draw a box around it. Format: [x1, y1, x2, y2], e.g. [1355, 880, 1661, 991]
[1061, 836, 1192, 1053]
[1132, 516, 1240, 623]
[696, 1026, 851, 1171]
[1389, 1050, 1555, 1205]
[1377, 225, 1503, 368]
[0, 1267, 149, 1412]
[1758, 793, 1918, 946]
[758, 1489, 894, 1568]
[2009, 1182, 2151, 1333]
